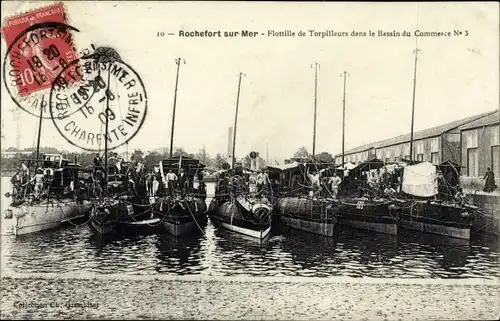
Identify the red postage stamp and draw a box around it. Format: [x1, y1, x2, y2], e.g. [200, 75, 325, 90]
[2, 3, 79, 97]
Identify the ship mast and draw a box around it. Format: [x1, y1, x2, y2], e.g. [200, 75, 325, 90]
[341, 71, 348, 167]
[409, 48, 420, 161]
[34, 98, 44, 169]
[169, 58, 185, 158]
[312, 62, 319, 158]
[231, 72, 244, 170]
[266, 143, 269, 165]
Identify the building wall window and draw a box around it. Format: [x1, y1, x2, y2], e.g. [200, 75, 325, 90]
[402, 143, 410, 158]
[385, 149, 392, 160]
[431, 152, 440, 165]
[404, 155, 410, 160]
[415, 141, 424, 160]
[415, 140, 424, 154]
[430, 137, 440, 152]
[491, 126, 499, 146]
[393, 145, 401, 158]
[464, 129, 479, 148]
[467, 148, 479, 176]
[492, 145, 500, 178]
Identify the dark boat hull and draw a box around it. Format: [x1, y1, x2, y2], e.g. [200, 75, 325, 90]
[90, 201, 154, 235]
[336, 197, 398, 235]
[208, 198, 272, 240]
[154, 197, 208, 236]
[274, 197, 337, 237]
[397, 200, 473, 239]
[90, 219, 115, 234]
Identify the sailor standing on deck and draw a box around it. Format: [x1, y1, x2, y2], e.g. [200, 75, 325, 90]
[152, 176, 159, 197]
[368, 172, 378, 187]
[178, 168, 188, 197]
[93, 153, 103, 171]
[328, 172, 342, 199]
[10, 170, 23, 198]
[307, 168, 322, 197]
[145, 172, 153, 196]
[136, 159, 145, 173]
[256, 170, 271, 194]
[29, 168, 45, 199]
[165, 169, 178, 197]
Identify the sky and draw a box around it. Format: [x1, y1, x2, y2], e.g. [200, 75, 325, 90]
[1, 1, 499, 164]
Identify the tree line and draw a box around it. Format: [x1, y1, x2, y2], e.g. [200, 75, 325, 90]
[0, 146, 228, 172]
[292, 146, 335, 164]
[1, 146, 335, 173]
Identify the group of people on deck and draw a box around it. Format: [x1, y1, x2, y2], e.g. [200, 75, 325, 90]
[10, 164, 68, 201]
[299, 166, 401, 200]
[304, 168, 345, 199]
[216, 169, 277, 198]
[91, 153, 206, 199]
[161, 168, 206, 198]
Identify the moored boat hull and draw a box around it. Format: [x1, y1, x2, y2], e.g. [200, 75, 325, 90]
[280, 215, 336, 237]
[397, 200, 473, 239]
[10, 200, 91, 236]
[398, 219, 470, 239]
[89, 200, 154, 235]
[274, 197, 337, 237]
[208, 199, 271, 240]
[162, 213, 208, 236]
[336, 198, 398, 235]
[220, 221, 271, 239]
[154, 197, 208, 236]
[90, 219, 116, 235]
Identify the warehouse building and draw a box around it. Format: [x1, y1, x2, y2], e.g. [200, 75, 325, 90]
[335, 110, 499, 178]
[460, 110, 499, 178]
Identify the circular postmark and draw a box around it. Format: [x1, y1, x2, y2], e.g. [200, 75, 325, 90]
[49, 47, 148, 152]
[2, 21, 95, 119]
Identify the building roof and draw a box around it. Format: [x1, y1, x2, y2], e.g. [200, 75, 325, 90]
[335, 110, 498, 157]
[459, 111, 499, 131]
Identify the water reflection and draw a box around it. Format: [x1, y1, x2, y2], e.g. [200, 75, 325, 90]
[155, 231, 205, 275]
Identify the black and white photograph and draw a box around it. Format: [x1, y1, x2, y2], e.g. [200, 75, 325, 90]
[0, 1, 499, 319]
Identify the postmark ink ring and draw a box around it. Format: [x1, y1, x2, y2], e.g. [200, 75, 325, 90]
[2, 20, 85, 119]
[48, 47, 148, 152]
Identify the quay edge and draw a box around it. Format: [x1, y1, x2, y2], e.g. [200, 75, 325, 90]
[466, 191, 500, 237]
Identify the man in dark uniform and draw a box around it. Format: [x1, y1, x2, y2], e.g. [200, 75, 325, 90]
[93, 153, 103, 171]
[178, 168, 188, 197]
[483, 167, 497, 193]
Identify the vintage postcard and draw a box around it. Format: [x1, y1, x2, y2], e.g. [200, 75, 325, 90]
[0, 1, 499, 320]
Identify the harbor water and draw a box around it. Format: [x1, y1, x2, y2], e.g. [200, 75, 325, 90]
[1, 177, 499, 319]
